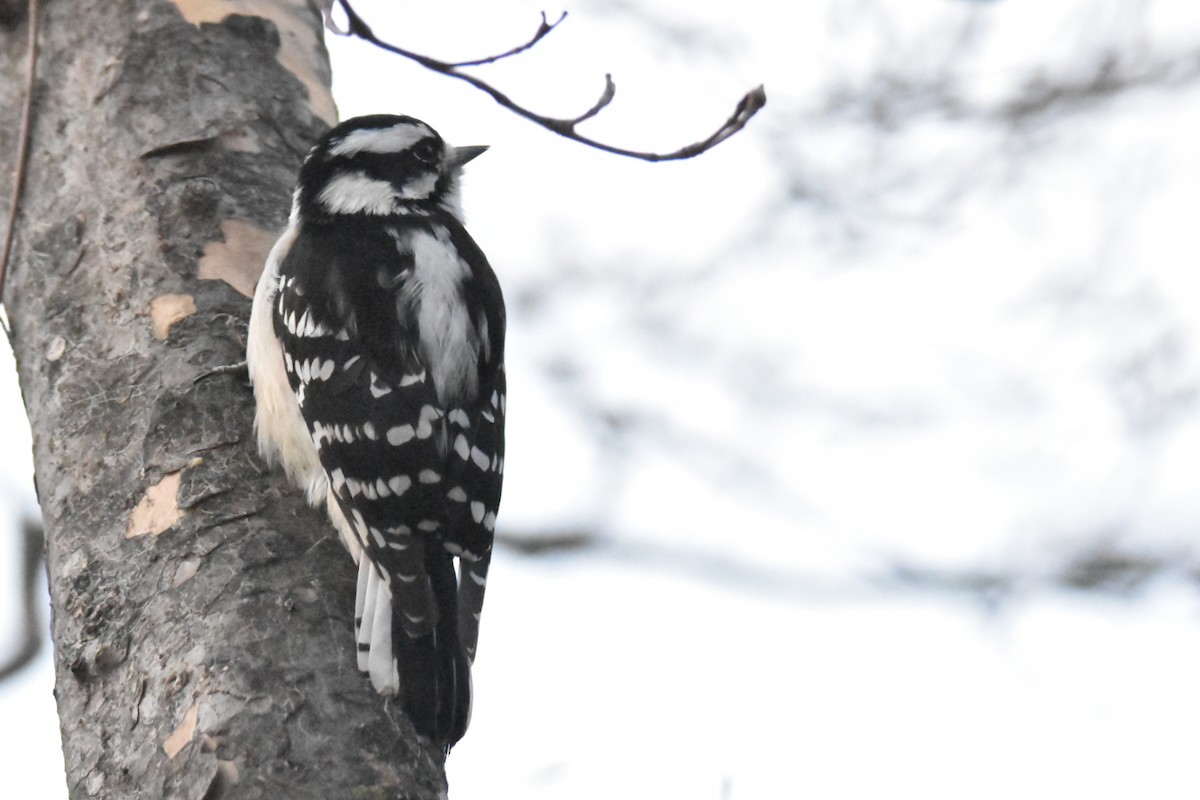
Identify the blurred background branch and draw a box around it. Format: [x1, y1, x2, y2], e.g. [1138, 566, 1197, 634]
[0, 518, 43, 682]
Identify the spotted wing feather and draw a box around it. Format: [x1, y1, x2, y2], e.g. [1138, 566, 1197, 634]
[274, 215, 502, 747]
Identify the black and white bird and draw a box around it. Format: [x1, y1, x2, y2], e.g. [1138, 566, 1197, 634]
[246, 115, 505, 750]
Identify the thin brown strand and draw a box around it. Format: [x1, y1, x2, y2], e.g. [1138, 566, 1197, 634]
[0, 0, 39, 309]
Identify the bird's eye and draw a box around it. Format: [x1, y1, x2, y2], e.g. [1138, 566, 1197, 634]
[412, 140, 440, 166]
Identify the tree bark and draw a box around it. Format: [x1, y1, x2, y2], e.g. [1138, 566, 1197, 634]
[1, 2, 448, 797]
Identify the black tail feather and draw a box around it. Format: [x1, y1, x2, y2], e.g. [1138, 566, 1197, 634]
[394, 547, 472, 750]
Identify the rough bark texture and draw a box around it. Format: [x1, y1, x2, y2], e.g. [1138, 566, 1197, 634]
[1, 2, 448, 797]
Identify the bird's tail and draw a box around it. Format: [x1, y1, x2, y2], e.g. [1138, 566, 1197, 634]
[354, 548, 472, 750]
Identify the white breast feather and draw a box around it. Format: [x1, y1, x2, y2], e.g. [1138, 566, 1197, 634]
[407, 227, 478, 405]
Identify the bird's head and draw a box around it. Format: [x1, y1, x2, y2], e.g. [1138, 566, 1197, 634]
[295, 114, 487, 221]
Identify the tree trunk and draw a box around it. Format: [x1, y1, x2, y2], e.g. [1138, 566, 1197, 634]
[1, 2, 447, 797]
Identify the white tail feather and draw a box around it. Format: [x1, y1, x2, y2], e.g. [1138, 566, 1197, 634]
[354, 557, 371, 671]
[368, 578, 398, 695]
[356, 556, 400, 695]
[358, 565, 379, 672]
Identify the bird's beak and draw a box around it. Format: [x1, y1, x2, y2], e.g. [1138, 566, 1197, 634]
[448, 145, 489, 168]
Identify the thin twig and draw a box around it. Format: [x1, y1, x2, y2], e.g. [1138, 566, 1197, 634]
[0, 0, 38, 308]
[330, 0, 766, 162]
[566, 74, 616, 127]
[448, 11, 567, 68]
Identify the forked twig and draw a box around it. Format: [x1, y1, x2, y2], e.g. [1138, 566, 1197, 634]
[325, 0, 766, 162]
[564, 74, 616, 128]
[448, 11, 567, 68]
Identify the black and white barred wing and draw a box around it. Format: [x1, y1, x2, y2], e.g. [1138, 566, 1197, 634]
[273, 219, 503, 744]
[436, 219, 506, 662]
[273, 259, 449, 691]
[442, 363, 504, 661]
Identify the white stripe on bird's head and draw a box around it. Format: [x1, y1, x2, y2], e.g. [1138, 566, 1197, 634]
[329, 122, 435, 157]
[317, 171, 398, 215]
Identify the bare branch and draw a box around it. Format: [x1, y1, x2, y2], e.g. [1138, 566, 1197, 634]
[328, 0, 766, 162]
